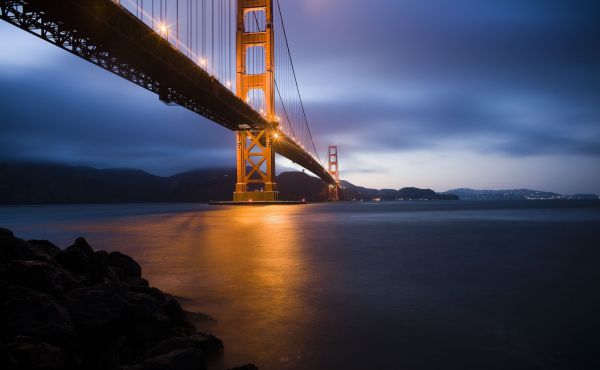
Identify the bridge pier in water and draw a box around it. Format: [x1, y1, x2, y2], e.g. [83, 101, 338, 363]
[234, 130, 278, 202]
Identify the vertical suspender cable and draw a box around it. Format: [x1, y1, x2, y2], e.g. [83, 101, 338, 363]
[211, 0, 214, 75]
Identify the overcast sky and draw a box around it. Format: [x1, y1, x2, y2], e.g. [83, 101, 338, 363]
[1, 0, 599, 194]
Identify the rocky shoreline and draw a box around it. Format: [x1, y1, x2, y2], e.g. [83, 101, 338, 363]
[0, 228, 257, 370]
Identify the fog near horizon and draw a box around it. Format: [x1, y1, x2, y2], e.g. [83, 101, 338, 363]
[1, 0, 599, 194]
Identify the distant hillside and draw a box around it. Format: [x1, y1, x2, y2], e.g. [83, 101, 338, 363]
[444, 188, 599, 201]
[0, 163, 328, 203]
[339, 180, 381, 200]
[277, 172, 329, 201]
[340, 181, 458, 201]
[3, 163, 595, 204]
[397, 187, 459, 201]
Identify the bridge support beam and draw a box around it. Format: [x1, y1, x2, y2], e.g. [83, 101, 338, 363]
[328, 184, 340, 202]
[234, 0, 278, 201]
[234, 130, 278, 202]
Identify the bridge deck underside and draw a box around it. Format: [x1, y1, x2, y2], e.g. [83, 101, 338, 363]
[0, 0, 335, 184]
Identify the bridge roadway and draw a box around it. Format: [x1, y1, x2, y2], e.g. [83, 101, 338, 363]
[0, 0, 335, 184]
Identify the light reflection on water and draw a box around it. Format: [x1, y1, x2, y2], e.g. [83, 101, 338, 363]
[1, 201, 600, 370]
[2, 204, 321, 368]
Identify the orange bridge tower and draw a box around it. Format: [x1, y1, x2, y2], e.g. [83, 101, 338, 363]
[328, 145, 340, 201]
[234, 0, 278, 202]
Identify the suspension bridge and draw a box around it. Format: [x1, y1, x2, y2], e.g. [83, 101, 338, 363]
[0, 0, 341, 202]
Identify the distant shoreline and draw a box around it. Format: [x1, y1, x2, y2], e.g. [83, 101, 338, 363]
[1, 198, 599, 207]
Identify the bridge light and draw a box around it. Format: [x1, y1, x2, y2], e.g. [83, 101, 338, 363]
[158, 22, 168, 36]
[273, 132, 280, 139]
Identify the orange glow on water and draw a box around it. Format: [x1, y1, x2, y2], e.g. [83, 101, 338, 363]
[72, 205, 324, 368]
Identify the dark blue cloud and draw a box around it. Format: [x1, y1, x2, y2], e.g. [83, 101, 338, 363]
[0, 54, 233, 175]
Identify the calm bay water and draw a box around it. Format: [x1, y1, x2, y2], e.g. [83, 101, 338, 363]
[1, 201, 600, 370]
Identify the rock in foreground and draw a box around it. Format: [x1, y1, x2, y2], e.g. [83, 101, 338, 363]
[0, 228, 257, 370]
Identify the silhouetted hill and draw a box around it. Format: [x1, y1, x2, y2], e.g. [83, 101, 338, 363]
[397, 187, 459, 200]
[0, 163, 328, 203]
[339, 180, 381, 200]
[165, 168, 236, 202]
[277, 172, 329, 202]
[340, 180, 458, 201]
[444, 188, 599, 200]
[0, 163, 166, 203]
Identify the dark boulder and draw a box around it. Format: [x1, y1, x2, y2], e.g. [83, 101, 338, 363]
[127, 285, 168, 305]
[184, 310, 218, 328]
[135, 348, 206, 370]
[56, 237, 95, 273]
[72, 237, 94, 256]
[6, 260, 63, 296]
[107, 251, 142, 280]
[6, 336, 66, 369]
[0, 228, 15, 239]
[189, 333, 224, 359]
[144, 333, 223, 361]
[122, 303, 173, 344]
[27, 240, 61, 257]
[95, 251, 122, 283]
[95, 249, 109, 262]
[56, 237, 107, 284]
[125, 277, 150, 287]
[0, 342, 12, 369]
[163, 298, 188, 326]
[229, 365, 259, 370]
[144, 337, 199, 359]
[65, 284, 129, 335]
[120, 291, 201, 349]
[82, 334, 132, 370]
[0, 236, 54, 265]
[0, 285, 76, 350]
[6, 260, 82, 296]
[65, 285, 134, 368]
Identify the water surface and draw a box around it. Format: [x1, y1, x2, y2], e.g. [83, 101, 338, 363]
[1, 201, 599, 370]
